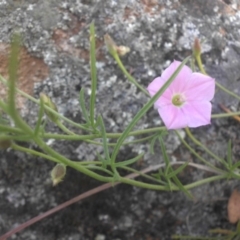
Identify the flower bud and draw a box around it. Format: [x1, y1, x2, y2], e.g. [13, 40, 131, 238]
[51, 163, 66, 186]
[104, 34, 130, 57]
[104, 34, 117, 56]
[193, 38, 201, 57]
[116, 45, 130, 56]
[40, 93, 59, 123]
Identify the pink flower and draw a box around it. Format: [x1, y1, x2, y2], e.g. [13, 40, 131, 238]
[147, 60, 215, 130]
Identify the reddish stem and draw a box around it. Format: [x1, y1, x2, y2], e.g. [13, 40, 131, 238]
[0, 170, 148, 240]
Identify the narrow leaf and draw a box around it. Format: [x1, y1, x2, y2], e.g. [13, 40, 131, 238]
[227, 140, 232, 169]
[98, 116, 110, 162]
[168, 161, 189, 178]
[159, 136, 193, 199]
[34, 96, 45, 136]
[115, 153, 144, 167]
[111, 56, 191, 165]
[89, 22, 97, 127]
[79, 88, 90, 124]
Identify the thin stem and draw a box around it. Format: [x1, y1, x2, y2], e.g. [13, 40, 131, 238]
[83, 134, 156, 147]
[111, 57, 191, 165]
[195, 54, 240, 102]
[33, 136, 114, 183]
[185, 128, 228, 168]
[0, 123, 23, 134]
[34, 98, 44, 136]
[6, 71, 114, 183]
[0, 135, 31, 142]
[42, 127, 166, 141]
[0, 162, 226, 240]
[85, 165, 114, 176]
[8, 34, 20, 118]
[184, 174, 227, 189]
[120, 173, 226, 191]
[0, 75, 92, 132]
[56, 120, 76, 135]
[113, 53, 150, 96]
[0, 182, 116, 240]
[89, 22, 97, 126]
[175, 130, 225, 174]
[120, 165, 168, 185]
[215, 81, 240, 102]
[78, 160, 226, 175]
[11, 143, 62, 164]
[212, 112, 240, 118]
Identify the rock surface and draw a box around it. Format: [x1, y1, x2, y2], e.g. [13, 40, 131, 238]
[0, 0, 240, 239]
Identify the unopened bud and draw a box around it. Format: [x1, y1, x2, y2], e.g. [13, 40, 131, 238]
[40, 93, 59, 123]
[104, 34, 130, 57]
[104, 34, 117, 56]
[116, 46, 130, 56]
[0, 137, 12, 149]
[51, 163, 66, 186]
[193, 38, 201, 57]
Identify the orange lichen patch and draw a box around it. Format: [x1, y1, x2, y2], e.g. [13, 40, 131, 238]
[52, 28, 105, 61]
[228, 189, 240, 224]
[219, 0, 238, 15]
[123, 6, 140, 20]
[52, 28, 87, 59]
[0, 43, 49, 109]
[179, 0, 236, 16]
[219, 26, 227, 36]
[104, 17, 114, 25]
[141, 0, 158, 7]
[141, 0, 163, 15]
[53, 9, 106, 61]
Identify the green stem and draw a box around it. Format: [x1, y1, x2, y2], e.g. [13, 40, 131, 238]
[185, 128, 228, 168]
[56, 120, 76, 135]
[89, 22, 97, 126]
[0, 135, 32, 142]
[215, 81, 240, 102]
[0, 123, 23, 134]
[120, 174, 226, 191]
[42, 127, 166, 141]
[184, 174, 227, 189]
[195, 54, 240, 102]
[33, 136, 114, 182]
[12, 143, 62, 164]
[212, 112, 240, 118]
[120, 165, 167, 185]
[113, 53, 150, 96]
[8, 34, 20, 118]
[76, 134, 156, 147]
[56, 120, 154, 146]
[0, 75, 92, 132]
[34, 98, 44, 136]
[175, 130, 225, 174]
[85, 165, 114, 176]
[6, 57, 113, 183]
[111, 57, 191, 165]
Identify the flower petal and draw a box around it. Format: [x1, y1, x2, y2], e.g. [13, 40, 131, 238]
[147, 77, 166, 96]
[154, 90, 172, 108]
[158, 105, 188, 129]
[185, 73, 215, 101]
[161, 60, 192, 93]
[183, 101, 212, 127]
[148, 60, 215, 130]
[147, 77, 172, 108]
